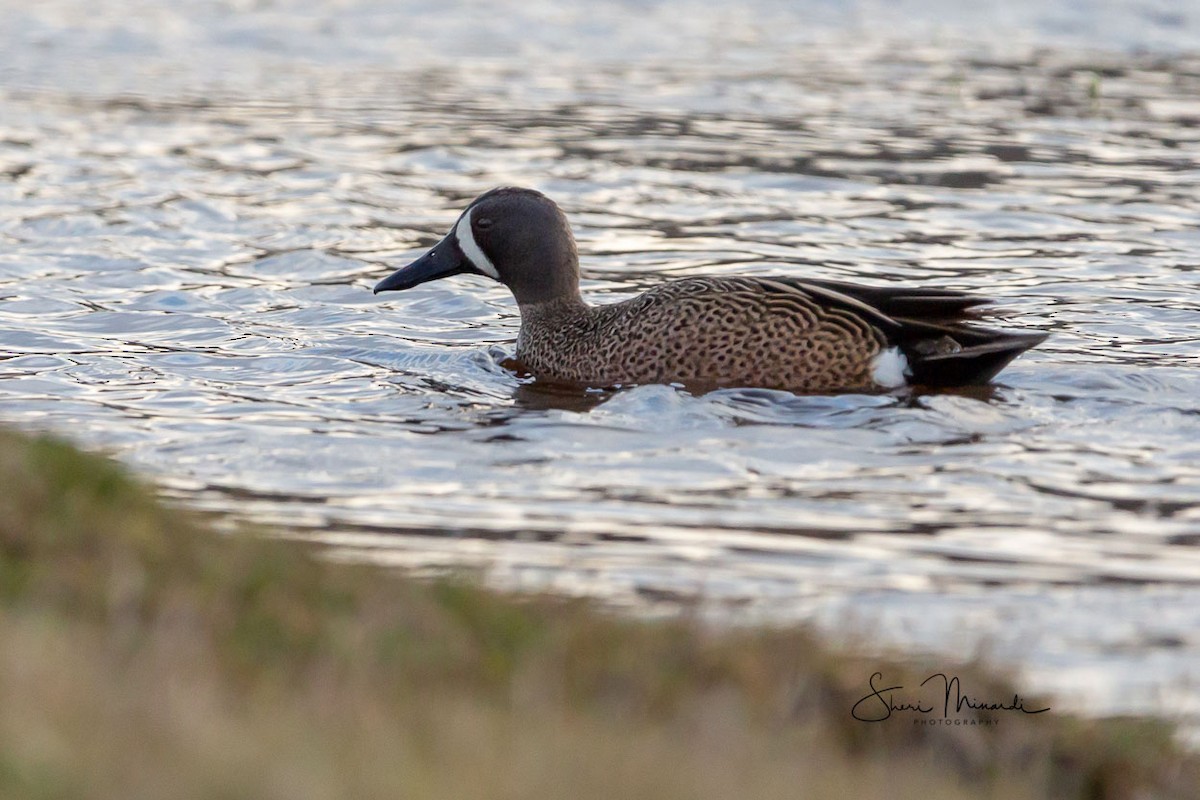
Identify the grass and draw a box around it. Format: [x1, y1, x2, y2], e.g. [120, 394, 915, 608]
[0, 427, 1196, 799]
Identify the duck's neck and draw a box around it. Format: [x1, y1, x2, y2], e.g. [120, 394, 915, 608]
[517, 293, 589, 324]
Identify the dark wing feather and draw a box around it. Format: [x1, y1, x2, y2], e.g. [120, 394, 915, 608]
[792, 277, 991, 319]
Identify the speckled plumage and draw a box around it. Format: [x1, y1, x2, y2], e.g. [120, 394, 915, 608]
[374, 187, 1047, 393]
[516, 278, 886, 391]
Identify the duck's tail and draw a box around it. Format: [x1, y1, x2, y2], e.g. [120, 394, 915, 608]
[901, 328, 1048, 387]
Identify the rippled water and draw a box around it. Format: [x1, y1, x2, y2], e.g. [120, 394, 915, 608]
[3, 0, 1200, 736]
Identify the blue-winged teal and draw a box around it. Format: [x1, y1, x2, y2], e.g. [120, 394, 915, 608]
[373, 187, 1046, 392]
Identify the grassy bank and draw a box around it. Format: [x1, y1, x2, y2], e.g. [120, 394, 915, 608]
[0, 428, 1195, 800]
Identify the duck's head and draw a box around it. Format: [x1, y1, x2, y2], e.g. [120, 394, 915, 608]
[373, 187, 580, 305]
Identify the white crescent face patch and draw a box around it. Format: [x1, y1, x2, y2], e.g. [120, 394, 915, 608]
[454, 208, 500, 280]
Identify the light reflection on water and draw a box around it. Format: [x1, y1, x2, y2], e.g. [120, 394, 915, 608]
[2, 0, 1200, 737]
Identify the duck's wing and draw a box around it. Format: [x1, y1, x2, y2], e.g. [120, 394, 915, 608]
[735, 276, 1048, 387]
[795, 277, 991, 320]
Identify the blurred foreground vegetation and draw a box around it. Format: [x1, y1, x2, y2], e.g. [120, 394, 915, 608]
[0, 428, 1196, 800]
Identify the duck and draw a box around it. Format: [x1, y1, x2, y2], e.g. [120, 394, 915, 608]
[373, 187, 1046, 393]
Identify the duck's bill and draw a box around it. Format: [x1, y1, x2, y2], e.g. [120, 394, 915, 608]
[373, 233, 468, 294]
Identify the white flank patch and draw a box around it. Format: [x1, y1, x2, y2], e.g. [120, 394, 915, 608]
[455, 209, 500, 280]
[871, 346, 910, 388]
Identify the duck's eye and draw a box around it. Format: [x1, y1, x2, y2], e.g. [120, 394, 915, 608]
[476, 217, 494, 230]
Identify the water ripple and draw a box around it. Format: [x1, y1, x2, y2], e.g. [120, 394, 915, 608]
[3, 0, 1200, 734]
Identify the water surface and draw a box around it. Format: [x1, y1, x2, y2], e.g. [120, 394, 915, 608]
[3, 0, 1200, 738]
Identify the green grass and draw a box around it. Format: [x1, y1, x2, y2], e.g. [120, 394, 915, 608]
[0, 428, 1195, 800]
